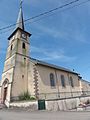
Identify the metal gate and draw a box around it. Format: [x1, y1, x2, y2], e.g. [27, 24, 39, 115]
[38, 100, 46, 110]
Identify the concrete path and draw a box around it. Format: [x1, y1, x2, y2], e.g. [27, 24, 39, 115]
[0, 109, 90, 120]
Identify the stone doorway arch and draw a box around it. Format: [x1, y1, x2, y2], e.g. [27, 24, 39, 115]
[2, 79, 9, 103]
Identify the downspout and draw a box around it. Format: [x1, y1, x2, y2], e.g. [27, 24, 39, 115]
[27, 58, 29, 93]
[55, 70, 60, 99]
[67, 73, 73, 97]
[10, 67, 15, 102]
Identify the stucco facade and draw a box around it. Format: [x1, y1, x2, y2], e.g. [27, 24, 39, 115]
[79, 79, 90, 94]
[30, 62, 81, 99]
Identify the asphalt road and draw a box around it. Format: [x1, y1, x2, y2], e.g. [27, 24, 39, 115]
[0, 109, 90, 120]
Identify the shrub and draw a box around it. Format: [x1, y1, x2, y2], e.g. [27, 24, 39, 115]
[29, 96, 36, 100]
[19, 91, 36, 101]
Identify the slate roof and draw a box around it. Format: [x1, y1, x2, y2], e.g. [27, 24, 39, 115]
[81, 79, 90, 84]
[8, 27, 31, 40]
[30, 58, 79, 75]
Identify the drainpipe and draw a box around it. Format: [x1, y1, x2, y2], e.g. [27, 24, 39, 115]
[67, 73, 73, 97]
[26, 58, 29, 93]
[55, 70, 60, 99]
[10, 66, 15, 102]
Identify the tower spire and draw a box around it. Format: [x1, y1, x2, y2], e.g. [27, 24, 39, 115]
[16, 0, 24, 30]
[20, 0, 23, 9]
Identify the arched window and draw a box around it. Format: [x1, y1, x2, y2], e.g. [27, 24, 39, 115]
[69, 76, 74, 87]
[61, 75, 65, 87]
[22, 42, 25, 49]
[11, 44, 13, 50]
[50, 73, 55, 87]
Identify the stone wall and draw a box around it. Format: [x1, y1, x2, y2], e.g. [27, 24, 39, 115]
[9, 96, 90, 111]
[10, 101, 38, 111]
[46, 96, 90, 111]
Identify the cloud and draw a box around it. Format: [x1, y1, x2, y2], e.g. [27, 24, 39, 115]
[24, 0, 63, 6]
[32, 23, 89, 44]
[31, 46, 76, 62]
[24, 0, 77, 7]
[31, 23, 68, 40]
[42, 51, 76, 62]
[27, 0, 90, 44]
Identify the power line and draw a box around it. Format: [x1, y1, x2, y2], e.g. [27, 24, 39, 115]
[0, 0, 81, 31]
[24, 0, 80, 22]
[0, 0, 90, 34]
[26, 0, 90, 25]
[0, 27, 14, 35]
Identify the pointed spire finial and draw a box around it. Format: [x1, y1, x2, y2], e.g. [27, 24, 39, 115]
[16, 0, 24, 30]
[20, 0, 23, 9]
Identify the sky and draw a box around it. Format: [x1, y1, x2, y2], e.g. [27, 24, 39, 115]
[0, 0, 90, 81]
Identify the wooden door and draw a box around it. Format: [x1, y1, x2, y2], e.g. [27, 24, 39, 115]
[3, 87, 7, 103]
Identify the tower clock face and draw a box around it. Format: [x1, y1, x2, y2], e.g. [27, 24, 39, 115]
[21, 33, 27, 39]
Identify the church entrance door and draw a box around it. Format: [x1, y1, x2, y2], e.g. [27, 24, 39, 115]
[3, 87, 7, 103]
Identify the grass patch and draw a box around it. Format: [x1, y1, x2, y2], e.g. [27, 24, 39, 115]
[19, 91, 36, 101]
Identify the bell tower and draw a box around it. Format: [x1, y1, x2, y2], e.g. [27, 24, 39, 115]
[0, 0, 31, 105]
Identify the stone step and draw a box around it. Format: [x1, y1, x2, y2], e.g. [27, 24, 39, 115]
[0, 104, 6, 109]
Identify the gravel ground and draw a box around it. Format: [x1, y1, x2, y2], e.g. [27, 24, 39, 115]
[0, 109, 90, 120]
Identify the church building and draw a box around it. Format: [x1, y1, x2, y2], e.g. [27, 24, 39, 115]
[0, 1, 89, 107]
